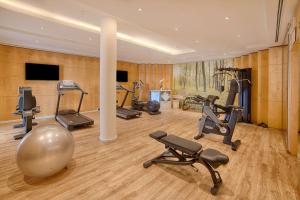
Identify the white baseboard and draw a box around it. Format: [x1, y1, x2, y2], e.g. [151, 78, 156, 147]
[0, 110, 98, 124]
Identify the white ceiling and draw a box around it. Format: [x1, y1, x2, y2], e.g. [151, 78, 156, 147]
[0, 0, 297, 63]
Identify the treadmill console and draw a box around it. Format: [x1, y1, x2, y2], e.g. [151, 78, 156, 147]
[58, 80, 78, 89]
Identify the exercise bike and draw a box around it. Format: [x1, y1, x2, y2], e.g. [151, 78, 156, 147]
[13, 87, 40, 129]
[13, 87, 40, 140]
[131, 80, 161, 115]
[194, 80, 242, 151]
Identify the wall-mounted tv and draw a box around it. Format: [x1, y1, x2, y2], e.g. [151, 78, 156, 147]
[117, 70, 128, 82]
[25, 63, 59, 81]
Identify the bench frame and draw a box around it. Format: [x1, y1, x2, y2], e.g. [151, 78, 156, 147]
[144, 140, 224, 195]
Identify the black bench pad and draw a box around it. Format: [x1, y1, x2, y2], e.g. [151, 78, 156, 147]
[161, 135, 203, 155]
[150, 131, 202, 155]
[200, 148, 229, 165]
[150, 131, 167, 140]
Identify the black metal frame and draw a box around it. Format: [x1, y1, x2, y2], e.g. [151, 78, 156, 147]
[55, 81, 94, 130]
[13, 87, 39, 129]
[195, 105, 241, 151]
[143, 146, 223, 195]
[237, 68, 252, 123]
[13, 87, 37, 140]
[131, 80, 161, 115]
[55, 81, 87, 117]
[213, 67, 251, 123]
[116, 83, 142, 119]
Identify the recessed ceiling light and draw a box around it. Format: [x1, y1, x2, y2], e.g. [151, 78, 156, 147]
[0, 0, 195, 55]
[40, 26, 44, 30]
[225, 17, 230, 20]
[138, 8, 142, 12]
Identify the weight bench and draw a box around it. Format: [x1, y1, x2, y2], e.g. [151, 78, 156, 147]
[143, 131, 229, 195]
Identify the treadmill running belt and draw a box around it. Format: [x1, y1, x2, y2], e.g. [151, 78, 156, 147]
[59, 114, 90, 125]
[117, 108, 141, 119]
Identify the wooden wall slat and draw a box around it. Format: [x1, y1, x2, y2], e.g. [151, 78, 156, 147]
[282, 46, 289, 130]
[268, 47, 283, 129]
[249, 53, 258, 123]
[257, 50, 269, 125]
[288, 43, 299, 155]
[234, 57, 241, 68]
[241, 55, 249, 68]
[137, 64, 173, 101]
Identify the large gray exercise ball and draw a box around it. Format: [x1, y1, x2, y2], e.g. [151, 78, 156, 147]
[16, 124, 74, 178]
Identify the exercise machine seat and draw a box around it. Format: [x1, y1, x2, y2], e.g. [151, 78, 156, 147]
[200, 149, 229, 165]
[145, 130, 229, 195]
[150, 131, 202, 155]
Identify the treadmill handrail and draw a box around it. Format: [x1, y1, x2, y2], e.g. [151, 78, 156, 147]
[116, 83, 133, 93]
[116, 82, 134, 108]
[56, 80, 88, 116]
[57, 80, 87, 93]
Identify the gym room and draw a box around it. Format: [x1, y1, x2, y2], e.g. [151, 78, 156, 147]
[0, 0, 299, 199]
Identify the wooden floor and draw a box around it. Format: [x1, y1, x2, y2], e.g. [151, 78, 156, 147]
[0, 109, 299, 200]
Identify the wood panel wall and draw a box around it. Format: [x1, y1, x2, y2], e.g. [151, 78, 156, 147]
[295, 0, 300, 133]
[138, 64, 173, 101]
[0, 45, 99, 121]
[288, 43, 299, 155]
[268, 47, 283, 129]
[116, 61, 138, 107]
[282, 46, 288, 130]
[234, 57, 241, 68]
[241, 55, 249, 68]
[249, 53, 258, 123]
[256, 50, 269, 125]
[0, 45, 143, 121]
[236, 47, 289, 130]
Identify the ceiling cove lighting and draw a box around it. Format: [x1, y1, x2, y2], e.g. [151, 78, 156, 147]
[0, 0, 194, 55]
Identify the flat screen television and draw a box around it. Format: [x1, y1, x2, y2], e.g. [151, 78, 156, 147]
[25, 63, 59, 80]
[117, 70, 128, 82]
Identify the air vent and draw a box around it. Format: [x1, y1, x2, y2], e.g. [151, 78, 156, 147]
[275, 0, 284, 42]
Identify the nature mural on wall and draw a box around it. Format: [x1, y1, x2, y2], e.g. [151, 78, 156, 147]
[173, 58, 234, 105]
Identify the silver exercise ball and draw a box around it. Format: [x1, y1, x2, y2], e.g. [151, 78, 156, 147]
[16, 124, 74, 178]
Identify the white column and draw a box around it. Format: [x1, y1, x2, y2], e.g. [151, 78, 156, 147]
[99, 18, 117, 141]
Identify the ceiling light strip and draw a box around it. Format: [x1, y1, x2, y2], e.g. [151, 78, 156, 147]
[0, 0, 194, 55]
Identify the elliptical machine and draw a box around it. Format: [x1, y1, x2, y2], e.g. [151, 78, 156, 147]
[194, 79, 243, 151]
[13, 87, 40, 140]
[131, 80, 161, 115]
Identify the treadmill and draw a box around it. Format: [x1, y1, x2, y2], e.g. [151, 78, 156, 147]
[55, 80, 94, 130]
[116, 83, 142, 119]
